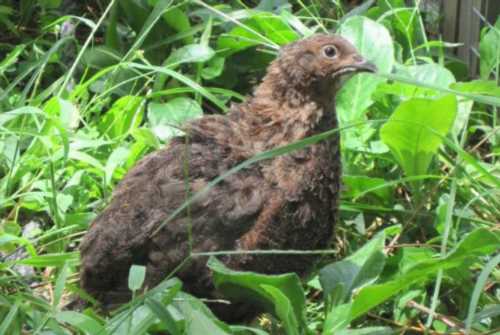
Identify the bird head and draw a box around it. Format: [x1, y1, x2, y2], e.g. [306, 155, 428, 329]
[273, 34, 377, 91]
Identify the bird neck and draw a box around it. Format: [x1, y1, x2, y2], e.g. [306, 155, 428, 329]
[246, 69, 339, 146]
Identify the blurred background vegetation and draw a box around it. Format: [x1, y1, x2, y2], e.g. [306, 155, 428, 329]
[0, 1, 499, 334]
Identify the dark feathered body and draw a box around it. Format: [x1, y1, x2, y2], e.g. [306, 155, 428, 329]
[79, 34, 374, 319]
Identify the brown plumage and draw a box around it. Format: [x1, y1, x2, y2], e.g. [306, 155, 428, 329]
[79, 34, 375, 319]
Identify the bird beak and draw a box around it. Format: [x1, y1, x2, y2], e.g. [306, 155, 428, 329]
[332, 57, 377, 79]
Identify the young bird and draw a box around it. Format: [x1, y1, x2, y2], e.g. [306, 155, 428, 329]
[79, 34, 376, 320]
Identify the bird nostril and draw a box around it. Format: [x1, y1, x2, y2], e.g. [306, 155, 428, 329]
[352, 55, 364, 63]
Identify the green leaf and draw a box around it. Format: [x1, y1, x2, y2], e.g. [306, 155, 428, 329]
[319, 230, 386, 304]
[230, 325, 270, 335]
[323, 302, 352, 334]
[105, 146, 131, 185]
[99, 95, 144, 139]
[207, 257, 307, 330]
[166, 44, 215, 67]
[53, 262, 70, 310]
[217, 12, 297, 54]
[44, 97, 80, 130]
[451, 80, 500, 96]
[0, 44, 25, 76]
[56, 311, 107, 335]
[129, 62, 228, 111]
[378, 63, 456, 98]
[337, 16, 394, 148]
[0, 300, 19, 335]
[128, 264, 146, 291]
[17, 252, 79, 267]
[380, 95, 457, 179]
[465, 253, 500, 332]
[395, 247, 436, 274]
[172, 292, 232, 335]
[202, 56, 225, 80]
[479, 17, 500, 79]
[161, 6, 192, 44]
[107, 278, 182, 334]
[145, 298, 183, 335]
[343, 175, 392, 202]
[148, 97, 203, 141]
[81, 46, 122, 69]
[280, 10, 314, 37]
[339, 16, 394, 74]
[144, 278, 184, 334]
[0, 233, 37, 256]
[260, 285, 299, 335]
[349, 228, 500, 321]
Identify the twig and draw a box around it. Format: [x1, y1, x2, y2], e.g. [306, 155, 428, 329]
[407, 300, 466, 333]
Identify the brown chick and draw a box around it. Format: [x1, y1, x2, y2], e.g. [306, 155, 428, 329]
[79, 34, 376, 320]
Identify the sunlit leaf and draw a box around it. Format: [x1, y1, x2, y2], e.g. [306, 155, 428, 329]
[148, 97, 203, 141]
[380, 95, 457, 180]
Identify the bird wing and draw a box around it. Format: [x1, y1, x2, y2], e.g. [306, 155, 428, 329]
[79, 115, 267, 297]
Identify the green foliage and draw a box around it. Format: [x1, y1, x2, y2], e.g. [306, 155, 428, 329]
[209, 257, 307, 334]
[380, 95, 457, 181]
[0, 1, 499, 334]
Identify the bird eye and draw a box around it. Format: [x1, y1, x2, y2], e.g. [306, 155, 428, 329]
[322, 45, 338, 58]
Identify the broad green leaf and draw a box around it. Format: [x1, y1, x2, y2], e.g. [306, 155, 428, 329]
[319, 229, 386, 304]
[380, 95, 457, 179]
[451, 80, 500, 96]
[144, 279, 184, 335]
[479, 17, 500, 79]
[260, 285, 299, 335]
[81, 46, 122, 69]
[107, 304, 158, 335]
[56, 311, 107, 335]
[349, 228, 500, 321]
[208, 257, 307, 330]
[128, 264, 146, 291]
[379, 72, 500, 107]
[395, 247, 436, 274]
[323, 302, 352, 334]
[145, 298, 183, 335]
[99, 95, 144, 139]
[450, 80, 500, 137]
[161, 6, 192, 44]
[148, 97, 203, 141]
[44, 97, 80, 130]
[105, 146, 131, 185]
[201, 56, 225, 80]
[172, 292, 232, 335]
[339, 16, 394, 74]
[217, 12, 297, 54]
[68, 150, 104, 171]
[343, 175, 392, 202]
[166, 44, 215, 67]
[132, 127, 161, 149]
[107, 278, 183, 334]
[337, 16, 394, 149]
[58, 99, 80, 130]
[377, 63, 456, 98]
